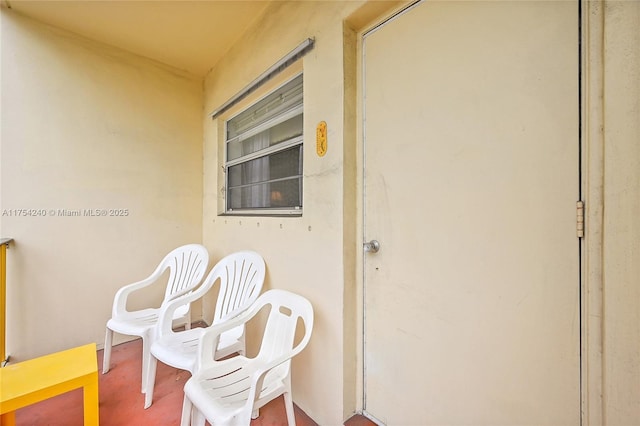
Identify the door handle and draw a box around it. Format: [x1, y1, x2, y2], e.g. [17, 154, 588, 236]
[364, 240, 380, 253]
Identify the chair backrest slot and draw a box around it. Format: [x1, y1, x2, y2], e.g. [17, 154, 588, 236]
[163, 246, 209, 303]
[213, 253, 264, 325]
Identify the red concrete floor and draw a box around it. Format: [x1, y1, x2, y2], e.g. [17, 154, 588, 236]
[13, 339, 374, 426]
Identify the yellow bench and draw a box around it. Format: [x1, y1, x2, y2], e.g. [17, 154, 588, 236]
[0, 343, 99, 425]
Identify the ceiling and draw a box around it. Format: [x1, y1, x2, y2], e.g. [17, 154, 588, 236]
[2, 0, 272, 76]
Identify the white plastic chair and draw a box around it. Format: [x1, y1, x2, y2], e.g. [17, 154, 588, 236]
[144, 250, 265, 408]
[180, 289, 314, 426]
[103, 244, 209, 393]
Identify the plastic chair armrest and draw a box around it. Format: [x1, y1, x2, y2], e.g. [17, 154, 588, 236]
[156, 279, 214, 337]
[246, 314, 314, 402]
[112, 273, 163, 317]
[195, 304, 262, 369]
[252, 352, 297, 382]
[246, 354, 293, 407]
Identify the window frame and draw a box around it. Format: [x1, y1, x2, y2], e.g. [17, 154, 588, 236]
[222, 72, 304, 217]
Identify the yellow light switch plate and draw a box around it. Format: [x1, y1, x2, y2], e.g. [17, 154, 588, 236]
[316, 121, 327, 157]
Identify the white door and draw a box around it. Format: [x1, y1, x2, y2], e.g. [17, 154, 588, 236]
[363, 1, 580, 424]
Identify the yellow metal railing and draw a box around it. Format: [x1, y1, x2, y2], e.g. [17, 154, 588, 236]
[1, 238, 13, 366]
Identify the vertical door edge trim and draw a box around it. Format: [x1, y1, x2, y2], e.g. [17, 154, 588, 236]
[581, 0, 605, 424]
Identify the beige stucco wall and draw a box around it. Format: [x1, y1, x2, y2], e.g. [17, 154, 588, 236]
[0, 11, 203, 360]
[0, 1, 637, 424]
[202, 2, 367, 423]
[602, 1, 640, 423]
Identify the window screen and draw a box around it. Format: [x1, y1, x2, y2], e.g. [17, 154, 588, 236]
[225, 74, 303, 214]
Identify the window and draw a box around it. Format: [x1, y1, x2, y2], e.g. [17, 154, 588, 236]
[224, 74, 303, 215]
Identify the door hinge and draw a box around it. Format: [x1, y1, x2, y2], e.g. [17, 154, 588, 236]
[576, 200, 585, 238]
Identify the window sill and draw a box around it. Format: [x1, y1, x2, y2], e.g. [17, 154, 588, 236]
[220, 209, 302, 218]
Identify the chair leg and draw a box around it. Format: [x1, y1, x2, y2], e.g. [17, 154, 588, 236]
[141, 336, 150, 393]
[185, 309, 191, 330]
[180, 394, 193, 426]
[238, 334, 246, 356]
[283, 391, 296, 426]
[102, 328, 113, 374]
[144, 355, 158, 409]
[192, 408, 206, 426]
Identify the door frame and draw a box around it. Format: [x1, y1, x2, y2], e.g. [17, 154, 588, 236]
[348, 0, 605, 423]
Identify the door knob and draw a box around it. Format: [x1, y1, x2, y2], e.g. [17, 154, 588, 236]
[364, 240, 380, 253]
